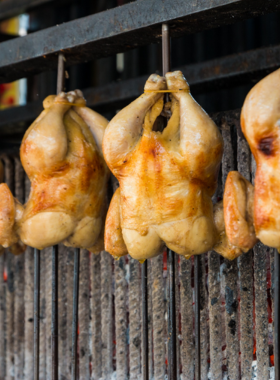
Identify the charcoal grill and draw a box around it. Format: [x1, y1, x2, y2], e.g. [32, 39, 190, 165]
[0, 1, 280, 379]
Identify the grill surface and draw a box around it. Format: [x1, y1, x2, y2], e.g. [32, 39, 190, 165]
[0, 110, 276, 379]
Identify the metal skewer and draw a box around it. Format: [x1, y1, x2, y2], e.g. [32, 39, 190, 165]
[162, 23, 177, 380]
[33, 248, 40, 380]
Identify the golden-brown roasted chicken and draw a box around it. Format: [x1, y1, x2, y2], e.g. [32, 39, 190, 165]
[241, 68, 280, 249]
[0, 159, 26, 255]
[103, 71, 224, 261]
[0, 90, 109, 251]
[0, 160, 4, 255]
[221, 171, 257, 256]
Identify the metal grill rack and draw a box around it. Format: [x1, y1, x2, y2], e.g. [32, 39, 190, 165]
[0, 1, 280, 379]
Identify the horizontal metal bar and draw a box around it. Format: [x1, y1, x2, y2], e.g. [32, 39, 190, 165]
[0, 0, 279, 84]
[0, 0, 70, 22]
[1, 43, 279, 136]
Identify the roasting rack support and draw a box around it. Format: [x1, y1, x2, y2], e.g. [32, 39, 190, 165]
[141, 259, 149, 380]
[33, 248, 40, 380]
[50, 52, 66, 380]
[162, 23, 178, 380]
[52, 244, 59, 380]
[194, 255, 201, 379]
[275, 248, 280, 379]
[71, 248, 80, 380]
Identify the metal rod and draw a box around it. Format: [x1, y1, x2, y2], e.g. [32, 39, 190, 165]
[71, 248, 80, 380]
[194, 255, 201, 380]
[50, 52, 65, 380]
[162, 23, 170, 76]
[141, 260, 149, 379]
[57, 52, 65, 94]
[162, 23, 177, 379]
[275, 249, 280, 379]
[167, 249, 177, 379]
[51, 245, 59, 380]
[33, 248, 40, 380]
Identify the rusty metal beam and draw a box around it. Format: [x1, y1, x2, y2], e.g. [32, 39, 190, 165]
[0, 0, 279, 84]
[1, 43, 280, 136]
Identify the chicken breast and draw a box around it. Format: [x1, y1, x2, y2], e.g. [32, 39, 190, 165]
[103, 71, 224, 261]
[0, 90, 109, 251]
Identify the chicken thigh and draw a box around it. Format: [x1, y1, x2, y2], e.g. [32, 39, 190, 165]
[241, 68, 280, 249]
[103, 71, 224, 261]
[0, 90, 109, 251]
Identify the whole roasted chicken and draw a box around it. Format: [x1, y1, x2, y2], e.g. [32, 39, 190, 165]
[0, 90, 109, 251]
[238, 68, 280, 249]
[103, 71, 228, 261]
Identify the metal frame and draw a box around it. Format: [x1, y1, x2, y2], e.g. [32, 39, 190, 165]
[0, 0, 279, 83]
[2, 43, 280, 137]
[1, 1, 280, 379]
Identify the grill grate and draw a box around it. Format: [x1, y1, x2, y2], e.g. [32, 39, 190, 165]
[0, 105, 278, 380]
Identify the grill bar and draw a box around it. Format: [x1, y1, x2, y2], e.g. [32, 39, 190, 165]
[162, 22, 178, 379]
[194, 256, 201, 380]
[167, 250, 177, 379]
[33, 248, 40, 380]
[274, 249, 280, 379]
[71, 248, 80, 380]
[237, 117, 254, 380]
[51, 245, 59, 380]
[50, 52, 65, 380]
[141, 260, 149, 379]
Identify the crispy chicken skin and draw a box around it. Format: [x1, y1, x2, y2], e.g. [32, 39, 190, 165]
[0, 90, 109, 251]
[212, 200, 243, 260]
[0, 161, 4, 255]
[103, 71, 224, 261]
[222, 171, 257, 255]
[0, 160, 26, 255]
[241, 68, 280, 249]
